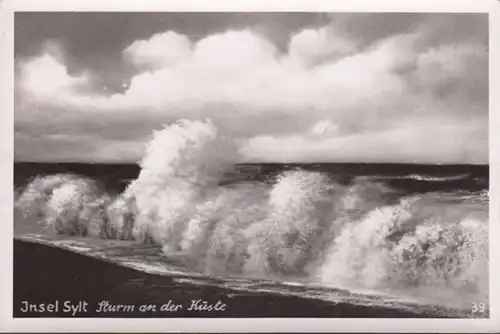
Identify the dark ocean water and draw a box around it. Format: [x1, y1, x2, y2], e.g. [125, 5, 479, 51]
[14, 162, 489, 193]
[13, 162, 489, 318]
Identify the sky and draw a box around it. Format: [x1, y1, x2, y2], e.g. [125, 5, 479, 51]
[14, 12, 488, 164]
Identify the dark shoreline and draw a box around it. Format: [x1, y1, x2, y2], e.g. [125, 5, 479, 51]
[14, 239, 465, 318]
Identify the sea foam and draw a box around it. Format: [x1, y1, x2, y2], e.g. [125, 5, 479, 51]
[15, 119, 489, 307]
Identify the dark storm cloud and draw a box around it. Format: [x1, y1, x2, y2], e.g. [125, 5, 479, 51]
[325, 13, 487, 49]
[326, 13, 426, 46]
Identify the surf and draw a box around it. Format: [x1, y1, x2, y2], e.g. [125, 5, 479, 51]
[14, 119, 489, 311]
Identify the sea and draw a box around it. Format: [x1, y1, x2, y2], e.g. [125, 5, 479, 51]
[13, 121, 489, 318]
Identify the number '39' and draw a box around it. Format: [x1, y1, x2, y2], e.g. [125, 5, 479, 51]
[472, 303, 486, 313]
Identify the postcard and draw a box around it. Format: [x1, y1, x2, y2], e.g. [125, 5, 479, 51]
[1, 0, 499, 332]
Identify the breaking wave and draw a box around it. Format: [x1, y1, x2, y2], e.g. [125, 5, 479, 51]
[14, 119, 489, 307]
[368, 174, 472, 182]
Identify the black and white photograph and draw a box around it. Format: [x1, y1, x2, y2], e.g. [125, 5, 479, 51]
[1, 0, 499, 332]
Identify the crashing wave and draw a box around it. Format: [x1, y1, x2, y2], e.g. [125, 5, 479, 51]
[14, 119, 489, 306]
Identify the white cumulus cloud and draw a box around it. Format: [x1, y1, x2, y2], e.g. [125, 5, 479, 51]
[289, 27, 357, 66]
[123, 31, 192, 69]
[15, 20, 488, 163]
[19, 53, 89, 100]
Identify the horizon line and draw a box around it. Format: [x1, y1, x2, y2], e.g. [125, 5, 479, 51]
[13, 160, 490, 166]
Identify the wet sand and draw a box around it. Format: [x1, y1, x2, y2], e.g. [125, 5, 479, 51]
[14, 239, 459, 318]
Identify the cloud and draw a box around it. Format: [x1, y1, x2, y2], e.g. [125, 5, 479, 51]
[123, 31, 192, 70]
[15, 14, 488, 163]
[310, 120, 339, 137]
[242, 117, 487, 164]
[15, 132, 145, 163]
[410, 43, 488, 105]
[289, 27, 357, 66]
[18, 47, 89, 100]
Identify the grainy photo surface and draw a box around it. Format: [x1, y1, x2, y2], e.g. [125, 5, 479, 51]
[12, 11, 489, 320]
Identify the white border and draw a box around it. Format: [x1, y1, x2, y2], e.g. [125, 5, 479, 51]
[1, 0, 499, 332]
